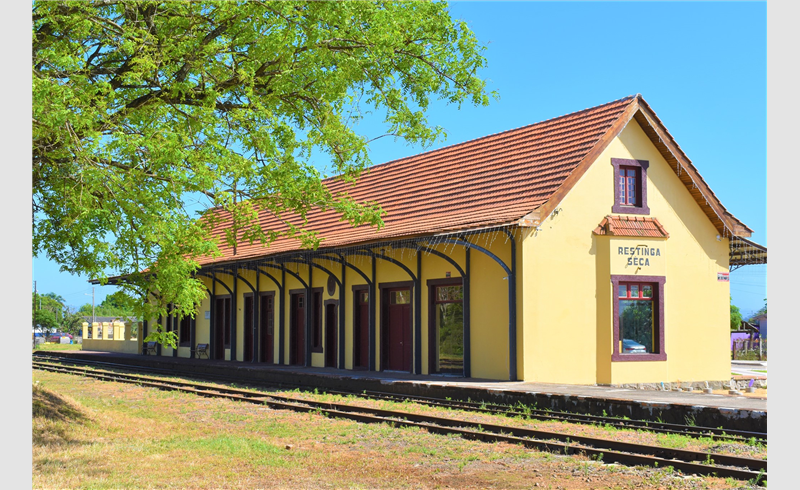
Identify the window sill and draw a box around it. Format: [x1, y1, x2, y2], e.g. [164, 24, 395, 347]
[612, 352, 666, 362]
[612, 203, 650, 215]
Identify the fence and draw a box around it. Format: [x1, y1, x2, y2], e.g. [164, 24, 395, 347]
[732, 338, 767, 361]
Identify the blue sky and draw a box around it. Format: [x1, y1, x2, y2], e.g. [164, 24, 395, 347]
[31, 1, 767, 317]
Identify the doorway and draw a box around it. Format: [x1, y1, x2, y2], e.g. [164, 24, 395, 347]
[325, 301, 338, 367]
[428, 282, 464, 375]
[243, 295, 254, 362]
[353, 287, 369, 369]
[259, 292, 275, 363]
[213, 296, 230, 360]
[381, 286, 412, 372]
[290, 292, 305, 366]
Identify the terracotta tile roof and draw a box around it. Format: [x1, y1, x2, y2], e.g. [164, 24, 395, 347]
[200, 96, 638, 266]
[198, 94, 748, 267]
[593, 215, 669, 238]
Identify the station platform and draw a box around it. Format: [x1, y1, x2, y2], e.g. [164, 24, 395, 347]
[33, 349, 767, 433]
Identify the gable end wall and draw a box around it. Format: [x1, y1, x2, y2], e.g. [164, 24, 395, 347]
[521, 118, 730, 385]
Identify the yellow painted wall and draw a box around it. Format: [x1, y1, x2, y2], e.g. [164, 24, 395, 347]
[521, 118, 730, 385]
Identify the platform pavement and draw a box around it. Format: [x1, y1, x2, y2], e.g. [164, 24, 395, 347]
[34, 350, 767, 433]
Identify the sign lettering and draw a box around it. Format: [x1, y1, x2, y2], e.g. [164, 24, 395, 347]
[616, 245, 662, 269]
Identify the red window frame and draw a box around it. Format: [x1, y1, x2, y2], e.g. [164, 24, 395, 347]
[611, 275, 666, 362]
[427, 280, 465, 375]
[618, 282, 653, 300]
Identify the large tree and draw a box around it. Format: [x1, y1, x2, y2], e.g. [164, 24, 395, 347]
[33, 1, 493, 344]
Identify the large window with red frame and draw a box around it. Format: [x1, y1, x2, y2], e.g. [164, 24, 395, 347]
[618, 282, 654, 355]
[431, 284, 464, 375]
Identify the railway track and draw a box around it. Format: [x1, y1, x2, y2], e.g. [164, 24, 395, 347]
[31, 353, 766, 444]
[33, 356, 767, 482]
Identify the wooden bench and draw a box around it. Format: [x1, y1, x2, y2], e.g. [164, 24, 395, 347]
[142, 341, 157, 355]
[192, 343, 210, 359]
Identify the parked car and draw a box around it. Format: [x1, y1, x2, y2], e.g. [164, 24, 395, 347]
[622, 339, 647, 354]
[46, 332, 73, 343]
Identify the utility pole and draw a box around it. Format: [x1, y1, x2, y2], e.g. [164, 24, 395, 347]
[85, 287, 96, 324]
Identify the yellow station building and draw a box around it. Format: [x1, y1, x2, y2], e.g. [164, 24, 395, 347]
[101, 95, 767, 386]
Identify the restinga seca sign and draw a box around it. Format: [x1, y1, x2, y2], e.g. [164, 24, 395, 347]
[617, 245, 661, 267]
[609, 239, 666, 275]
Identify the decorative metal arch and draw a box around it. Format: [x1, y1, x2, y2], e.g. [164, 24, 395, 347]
[433, 229, 518, 381]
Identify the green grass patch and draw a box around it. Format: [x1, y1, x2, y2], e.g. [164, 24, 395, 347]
[34, 342, 83, 352]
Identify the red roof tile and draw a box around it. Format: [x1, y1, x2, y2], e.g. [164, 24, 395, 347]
[593, 216, 669, 238]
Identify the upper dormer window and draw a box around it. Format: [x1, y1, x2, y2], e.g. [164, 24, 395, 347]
[611, 158, 650, 215]
[619, 166, 640, 206]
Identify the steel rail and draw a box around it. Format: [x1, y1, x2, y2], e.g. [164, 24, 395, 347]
[336, 389, 768, 443]
[33, 360, 766, 482]
[31, 353, 766, 444]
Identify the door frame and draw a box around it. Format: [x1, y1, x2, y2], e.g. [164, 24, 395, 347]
[352, 285, 370, 370]
[324, 299, 339, 368]
[213, 295, 231, 360]
[242, 293, 255, 363]
[258, 291, 276, 363]
[379, 281, 414, 372]
[427, 278, 465, 376]
[289, 289, 306, 366]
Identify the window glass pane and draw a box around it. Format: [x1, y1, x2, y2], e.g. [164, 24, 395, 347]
[391, 290, 410, 304]
[627, 178, 636, 205]
[436, 302, 463, 374]
[630, 285, 639, 298]
[618, 285, 627, 298]
[619, 173, 625, 204]
[619, 299, 653, 354]
[642, 285, 653, 298]
[360, 291, 369, 304]
[436, 285, 463, 302]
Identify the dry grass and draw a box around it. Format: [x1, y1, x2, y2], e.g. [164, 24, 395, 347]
[32, 370, 764, 489]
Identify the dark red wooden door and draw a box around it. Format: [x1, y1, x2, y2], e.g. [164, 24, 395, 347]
[213, 297, 229, 360]
[291, 293, 305, 366]
[383, 288, 411, 372]
[325, 303, 337, 367]
[354, 290, 369, 369]
[243, 296, 254, 362]
[259, 294, 274, 363]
